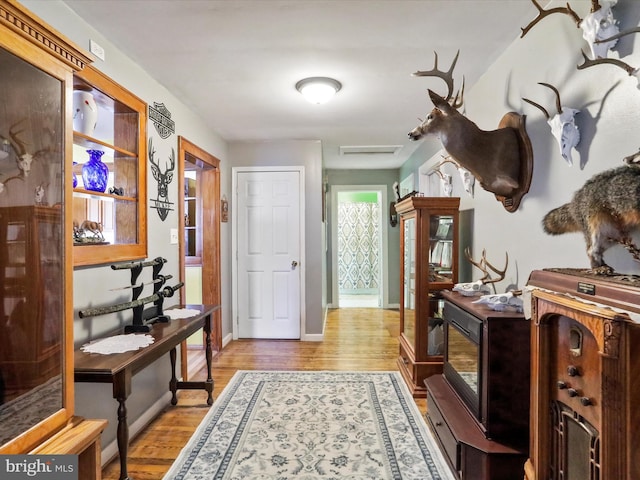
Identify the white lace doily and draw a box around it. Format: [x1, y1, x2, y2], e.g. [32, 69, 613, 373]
[81, 334, 155, 355]
[165, 308, 201, 319]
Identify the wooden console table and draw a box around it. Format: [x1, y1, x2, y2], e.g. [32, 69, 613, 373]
[74, 304, 219, 480]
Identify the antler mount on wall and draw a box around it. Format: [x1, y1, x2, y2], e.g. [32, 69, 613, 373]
[409, 51, 533, 212]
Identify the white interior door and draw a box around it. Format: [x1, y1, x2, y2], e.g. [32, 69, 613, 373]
[236, 170, 301, 339]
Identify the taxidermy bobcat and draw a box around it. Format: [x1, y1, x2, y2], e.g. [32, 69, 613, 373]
[542, 162, 640, 274]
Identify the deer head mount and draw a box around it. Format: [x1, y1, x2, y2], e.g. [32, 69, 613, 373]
[408, 51, 534, 212]
[523, 82, 581, 166]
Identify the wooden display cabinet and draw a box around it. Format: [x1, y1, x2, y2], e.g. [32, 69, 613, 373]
[425, 291, 530, 480]
[525, 269, 640, 480]
[72, 64, 147, 266]
[0, 2, 106, 473]
[396, 196, 459, 397]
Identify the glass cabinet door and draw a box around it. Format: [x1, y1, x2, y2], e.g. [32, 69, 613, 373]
[0, 46, 65, 447]
[429, 214, 455, 282]
[402, 216, 416, 345]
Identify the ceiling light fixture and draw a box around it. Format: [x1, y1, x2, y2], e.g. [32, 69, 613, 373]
[295, 77, 342, 104]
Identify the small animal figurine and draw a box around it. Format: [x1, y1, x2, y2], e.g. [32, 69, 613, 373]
[34, 183, 47, 205]
[543, 162, 640, 273]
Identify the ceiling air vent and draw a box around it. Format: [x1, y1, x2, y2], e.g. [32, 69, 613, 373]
[339, 145, 403, 156]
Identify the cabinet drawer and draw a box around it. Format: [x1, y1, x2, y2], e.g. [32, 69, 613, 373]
[427, 404, 458, 470]
[399, 343, 414, 371]
[427, 391, 459, 470]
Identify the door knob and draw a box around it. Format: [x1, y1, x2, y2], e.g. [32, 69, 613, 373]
[291, 261, 298, 269]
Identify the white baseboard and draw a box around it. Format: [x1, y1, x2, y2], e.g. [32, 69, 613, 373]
[101, 391, 173, 467]
[222, 333, 233, 348]
[302, 333, 324, 341]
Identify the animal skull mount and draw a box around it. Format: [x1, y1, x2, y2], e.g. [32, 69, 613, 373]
[426, 156, 475, 198]
[581, 0, 619, 59]
[453, 280, 492, 297]
[522, 1, 640, 86]
[8, 121, 34, 177]
[521, 0, 619, 59]
[523, 83, 580, 166]
[457, 166, 475, 198]
[408, 51, 533, 212]
[457, 247, 509, 295]
[472, 291, 524, 313]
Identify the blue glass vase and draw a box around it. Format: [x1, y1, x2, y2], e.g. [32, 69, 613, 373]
[82, 149, 108, 192]
[72, 161, 78, 188]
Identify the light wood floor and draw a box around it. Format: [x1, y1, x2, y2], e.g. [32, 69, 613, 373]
[101, 307, 424, 480]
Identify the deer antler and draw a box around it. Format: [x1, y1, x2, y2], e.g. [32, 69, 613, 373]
[522, 82, 564, 119]
[413, 50, 464, 108]
[464, 247, 508, 285]
[521, 0, 582, 38]
[577, 49, 638, 75]
[596, 26, 640, 44]
[9, 120, 29, 157]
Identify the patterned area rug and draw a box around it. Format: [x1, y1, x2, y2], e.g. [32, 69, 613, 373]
[164, 371, 454, 480]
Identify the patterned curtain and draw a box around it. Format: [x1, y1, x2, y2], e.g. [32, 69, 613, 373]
[337, 202, 380, 292]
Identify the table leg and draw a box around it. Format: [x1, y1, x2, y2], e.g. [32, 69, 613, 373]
[204, 314, 214, 405]
[169, 347, 178, 405]
[116, 396, 130, 480]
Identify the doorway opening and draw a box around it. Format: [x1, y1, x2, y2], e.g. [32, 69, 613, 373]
[331, 185, 388, 309]
[178, 136, 221, 380]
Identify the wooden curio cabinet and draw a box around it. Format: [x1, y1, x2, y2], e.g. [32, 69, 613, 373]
[396, 196, 459, 397]
[0, 1, 106, 473]
[72, 65, 147, 266]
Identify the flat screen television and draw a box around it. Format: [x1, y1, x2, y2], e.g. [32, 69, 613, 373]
[442, 299, 481, 418]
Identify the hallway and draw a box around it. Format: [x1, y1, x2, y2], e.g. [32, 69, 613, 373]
[102, 307, 408, 480]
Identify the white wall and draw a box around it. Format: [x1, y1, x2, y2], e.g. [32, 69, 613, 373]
[408, 0, 640, 288]
[227, 140, 325, 337]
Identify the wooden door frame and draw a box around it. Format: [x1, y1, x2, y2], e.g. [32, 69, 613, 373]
[330, 185, 389, 308]
[177, 136, 222, 379]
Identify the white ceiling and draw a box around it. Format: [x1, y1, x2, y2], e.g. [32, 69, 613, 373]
[62, 0, 537, 169]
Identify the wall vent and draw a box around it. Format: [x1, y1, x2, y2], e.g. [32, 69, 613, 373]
[339, 145, 402, 155]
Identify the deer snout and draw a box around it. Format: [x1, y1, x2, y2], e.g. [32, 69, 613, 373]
[408, 128, 423, 141]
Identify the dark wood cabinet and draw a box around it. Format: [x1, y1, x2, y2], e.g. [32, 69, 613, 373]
[427, 375, 529, 480]
[525, 269, 640, 480]
[396, 196, 459, 397]
[425, 290, 530, 479]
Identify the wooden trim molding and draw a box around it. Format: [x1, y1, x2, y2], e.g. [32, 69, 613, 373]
[0, 0, 93, 71]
